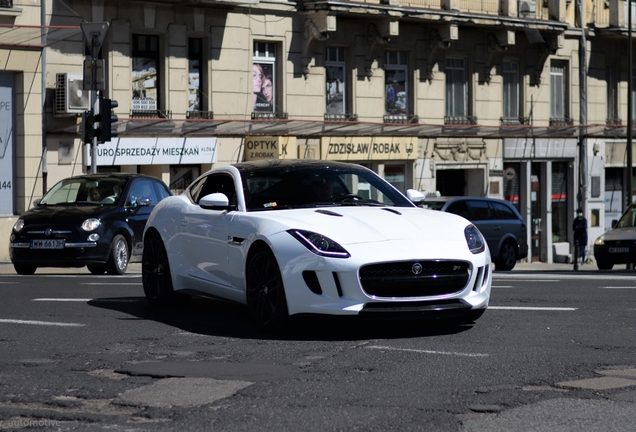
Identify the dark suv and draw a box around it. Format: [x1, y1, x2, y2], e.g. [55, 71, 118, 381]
[420, 196, 528, 271]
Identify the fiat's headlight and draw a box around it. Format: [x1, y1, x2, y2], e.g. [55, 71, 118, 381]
[594, 237, 604, 245]
[465, 224, 486, 254]
[288, 229, 350, 258]
[81, 218, 101, 232]
[13, 219, 25, 232]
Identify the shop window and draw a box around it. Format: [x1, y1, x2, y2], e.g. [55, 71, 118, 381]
[132, 35, 167, 118]
[326, 47, 352, 120]
[551, 162, 568, 242]
[591, 209, 600, 227]
[253, 42, 277, 116]
[550, 61, 571, 126]
[384, 164, 406, 194]
[384, 51, 409, 120]
[503, 163, 520, 211]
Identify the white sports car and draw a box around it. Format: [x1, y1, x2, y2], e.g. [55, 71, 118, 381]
[142, 159, 491, 330]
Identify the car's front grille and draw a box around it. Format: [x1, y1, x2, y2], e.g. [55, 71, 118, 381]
[359, 260, 470, 298]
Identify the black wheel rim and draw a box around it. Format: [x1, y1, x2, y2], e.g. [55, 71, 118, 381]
[503, 244, 515, 267]
[143, 237, 165, 300]
[247, 252, 283, 326]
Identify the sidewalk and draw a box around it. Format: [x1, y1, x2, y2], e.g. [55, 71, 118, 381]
[0, 260, 629, 275]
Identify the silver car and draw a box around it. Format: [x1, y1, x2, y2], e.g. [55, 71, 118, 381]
[419, 196, 529, 271]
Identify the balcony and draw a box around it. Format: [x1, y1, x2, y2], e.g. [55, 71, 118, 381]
[501, 116, 530, 126]
[131, 110, 172, 119]
[186, 111, 214, 120]
[324, 113, 359, 121]
[445, 116, 478, 125]
[383, 114, 419, 124]
[251, 112, 288, 120]
[606, 118, 622, 126]
[0, 0, 13, 7]
[549, 117, 574, 127]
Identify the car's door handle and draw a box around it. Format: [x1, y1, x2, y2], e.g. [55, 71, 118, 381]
[180, 219, 187, 226]
[493, 226, 501, 230]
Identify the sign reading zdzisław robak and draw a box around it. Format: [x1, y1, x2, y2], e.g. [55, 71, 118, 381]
[243, 136, 296, 161]
[87, 137, 218, 166]
[320, 137, 417, 161]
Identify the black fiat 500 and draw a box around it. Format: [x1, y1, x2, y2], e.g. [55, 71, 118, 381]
[9, 173, 171, 275]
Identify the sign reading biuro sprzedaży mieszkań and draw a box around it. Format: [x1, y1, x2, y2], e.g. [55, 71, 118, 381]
[88, 137, 218, 166]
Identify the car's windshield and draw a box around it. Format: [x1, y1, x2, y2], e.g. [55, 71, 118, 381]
[241, 166, 413, 211]
[616, 205, 636, 228]
[39, 177, 128, 205]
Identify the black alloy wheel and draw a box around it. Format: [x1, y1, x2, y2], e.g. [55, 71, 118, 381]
[142, 233, 190, 306]
[246, 247, 289, 331]
[496, 240, 517, 271]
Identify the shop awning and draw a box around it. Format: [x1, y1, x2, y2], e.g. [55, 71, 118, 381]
[0, 23, 81, 49]
[48, 117, 632, 140]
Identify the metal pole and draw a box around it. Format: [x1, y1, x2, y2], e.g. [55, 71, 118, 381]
[577, 0, 587, 215]
[90, 37, 99, 175]
[627, 0, 633, 212]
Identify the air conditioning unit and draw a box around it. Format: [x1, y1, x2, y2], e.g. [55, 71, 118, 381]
[55, 73, 90, 115]
[518, 0, 536, 18]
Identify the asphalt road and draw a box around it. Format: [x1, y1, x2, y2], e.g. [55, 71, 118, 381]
[0, 269, 635, 431]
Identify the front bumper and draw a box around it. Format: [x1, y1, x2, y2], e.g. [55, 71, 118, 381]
[10, 240, 110, 267]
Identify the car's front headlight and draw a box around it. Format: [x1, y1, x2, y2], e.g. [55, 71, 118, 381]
[81, 218, 101, 232]
[594, 237, 604, 245]
[465, 224, 485, 254]
[288, 229, 350, 258]
[13, 219, 24, 233]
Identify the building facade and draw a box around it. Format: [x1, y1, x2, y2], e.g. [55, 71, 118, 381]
[0, 0, 634, 263]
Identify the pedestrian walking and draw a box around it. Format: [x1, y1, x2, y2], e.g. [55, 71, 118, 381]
[572, 209, 588, 265]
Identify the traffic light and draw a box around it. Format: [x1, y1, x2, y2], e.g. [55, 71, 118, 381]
[81, 110, 96, 143]
[99, 97, 118, 143]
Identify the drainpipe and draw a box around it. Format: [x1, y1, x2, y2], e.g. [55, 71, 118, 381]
[577, 0, 587, 215]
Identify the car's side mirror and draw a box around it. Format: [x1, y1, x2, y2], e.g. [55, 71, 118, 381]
[136, 197, 152, 207]
[406, 189, 426, 204]
[612, 219, 618, 228]
[200, 192, 230, 210]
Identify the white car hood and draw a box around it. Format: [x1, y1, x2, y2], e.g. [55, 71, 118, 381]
[251, 206, 470, 245]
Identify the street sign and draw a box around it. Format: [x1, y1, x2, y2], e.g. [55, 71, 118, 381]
[82, 59, 105, 90]
[81, 22, 109, 58]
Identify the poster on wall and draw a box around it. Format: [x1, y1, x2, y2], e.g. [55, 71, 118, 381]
[253, 62, 274, 112]
[132, 57, 158, 111]
[0, 74, 14, 215]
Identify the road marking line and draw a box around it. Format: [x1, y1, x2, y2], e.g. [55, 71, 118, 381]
[0, 282, 18, 284]
[32, 298, 140, 303]
[494, 279, 561, 282]
[489, 306, 577, 311]
[366, 345, 488, 357]
[492, 286, 513, 288]
[602, 287, 636, 289]
[81, 283, 141, 286]
[0, 319, 84, 327]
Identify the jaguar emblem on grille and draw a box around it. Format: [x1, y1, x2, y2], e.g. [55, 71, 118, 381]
[412, 263, 422, 275]
[44, 228, 52, 236]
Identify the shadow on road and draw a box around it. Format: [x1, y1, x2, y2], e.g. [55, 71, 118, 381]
[88, 296, 475, 342]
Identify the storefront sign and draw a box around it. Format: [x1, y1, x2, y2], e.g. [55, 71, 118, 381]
[244, 136, 295, 160]
[504, 138, 577, 159]
[88, 137, 217, 166]
[0, 73, 14, 215]
[321, 137, 417, 161]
